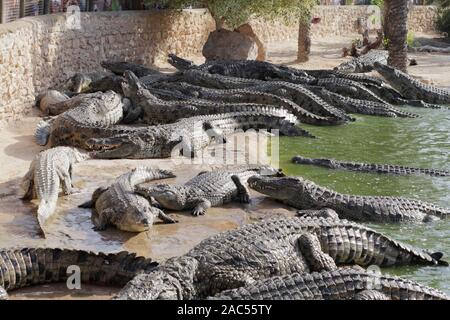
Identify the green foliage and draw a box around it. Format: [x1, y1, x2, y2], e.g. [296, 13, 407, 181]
[435, 0, 450, 8]
[145, 0, 318, 29]
[436, 8, 450, 34]
[370, 0, 384, 8]
[406, 31, 416, 47]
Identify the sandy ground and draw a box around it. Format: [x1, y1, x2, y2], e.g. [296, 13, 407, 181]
[1, 35, 449, 299]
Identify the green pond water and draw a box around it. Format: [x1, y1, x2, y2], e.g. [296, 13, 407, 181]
[278, 106, 450, 294]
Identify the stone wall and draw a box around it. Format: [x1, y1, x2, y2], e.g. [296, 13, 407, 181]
[0, 6, 439, 122]
[250, 5, 439, 43]
[0, 9, 215, 122]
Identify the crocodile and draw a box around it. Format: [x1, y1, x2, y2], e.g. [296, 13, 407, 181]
[135, 165, 280, 216]
[87, 111, 311, 159]
[374, 62, 450, 104]
[21, 147, 89, 236]
[115, 215, 447, 299]
[0, 247, 157, 300]
[248, 175, 450, 223]
[101, 60, 162, 78]
[308, 87, 418, 118]
[35, 90, 125, 147]
[334, 50, 388, 73]
[149, 81, 334, 125]
[62, 71, 115, 94]
[167, 54, 311, 82]
[315, 77, 390, 105]
[211, 268, 449, 300]
[304, 69, 384, 86]
[123, 71, 323, 126]
[79, 167, 177, 232]
[36, 90, 70, 115]
[246, 81, 353, 124]
[292, 155, 450, 177]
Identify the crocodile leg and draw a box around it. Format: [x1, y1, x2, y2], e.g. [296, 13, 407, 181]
[231, 175, 250, 203]
[56, 168, 74, 195]
[192, 198, 212, 216]
[156, 208, 178, 224]
[353, 290, 390, 300]
[21, 161, 36, 200]
[297, 233, 337, 272]
[79, 186, 108, 208]
[0, 286, 7, 300]
[91, 208, 112, 231]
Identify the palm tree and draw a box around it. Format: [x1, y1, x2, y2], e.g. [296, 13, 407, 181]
[384, 0, 410, 72]
[297, 16, 311, 62]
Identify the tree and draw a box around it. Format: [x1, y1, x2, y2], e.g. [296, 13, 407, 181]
[384, 0, 410, 72]
[146, 1, 318, 60]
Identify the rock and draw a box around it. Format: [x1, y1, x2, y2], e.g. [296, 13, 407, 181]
[235, 23, 267, 61]
[202, 29, 258, 61]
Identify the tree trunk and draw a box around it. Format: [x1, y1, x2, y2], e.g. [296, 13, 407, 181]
[384, 0, 409, 72]
[297, 17, 312, 62]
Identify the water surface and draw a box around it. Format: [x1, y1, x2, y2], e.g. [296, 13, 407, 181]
[279, 106, 450, 293]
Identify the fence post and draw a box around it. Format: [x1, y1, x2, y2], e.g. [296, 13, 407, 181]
[20, 0, 25, 17]
[43, 0, 50, 14]
[0, 0, 4, 24]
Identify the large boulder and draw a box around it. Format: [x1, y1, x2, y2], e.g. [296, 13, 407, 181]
[235, 23, 267, 61]
[202, 29, 258, 61]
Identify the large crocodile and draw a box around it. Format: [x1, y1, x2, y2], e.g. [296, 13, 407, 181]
[248, 175, 450, 223]
[292, 155, 450, 177]
[35, 90, 125, 147]
[135, 165, 280, 216]
[0, 247, 157, 300]
[79, 167, 177, 232]
[115, 215, 446, 299]
[211, 268, 448, 300]
[374, 62, 450, 104]
[21, 147, 89, 236]
[149, 81, 335, 125]
[334, 50, 388, 73]
[85, 111, 310, 159]
[307, 87, 418, 118]
[101, 60, 162, 78]
[123, 71, 302, 125]
[62, 71, 116, 94]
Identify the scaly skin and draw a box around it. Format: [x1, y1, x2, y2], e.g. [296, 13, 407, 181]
[168, 54, 312, 83]
[136, 166, 279, 216]
[308, 87, 418, 118]
[21, 147, 89, 236]
[115, 215, 446, 300]
[247, 81, 353, 124]
[101, 60, 162, 78]
[61, 71, 115, 94]
[86, 111, 311, 159]
[305, 69, 384, 86]
[334, 50, 388, 73]
[374, 62, 450, 104]
[150, 81, 334, 125]
[248, 176, 450, 223]
[36, 91, 125, 148]
[211, 269, 448, 300]
[123, 71, 298, 125]
[292, 155, 450, 177]
[79, 168, 177, 232]
[0, 247, 157, 299]
[315, 77, 390, 105]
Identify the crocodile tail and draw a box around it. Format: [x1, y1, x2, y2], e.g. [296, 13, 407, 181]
[35, 119, 53, 146]
[36, 198, 58, 236]
[0, 248, 158, 292]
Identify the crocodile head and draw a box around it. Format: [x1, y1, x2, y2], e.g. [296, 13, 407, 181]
[87, 135, 141, 159]
[115, 205, 155, 232]
[292, 155, 337, 168]
[248, 175, 305, 200]
[136, 184, 187, 211]
[64, 74, 92, 93]
[373, 62, 411, 93]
